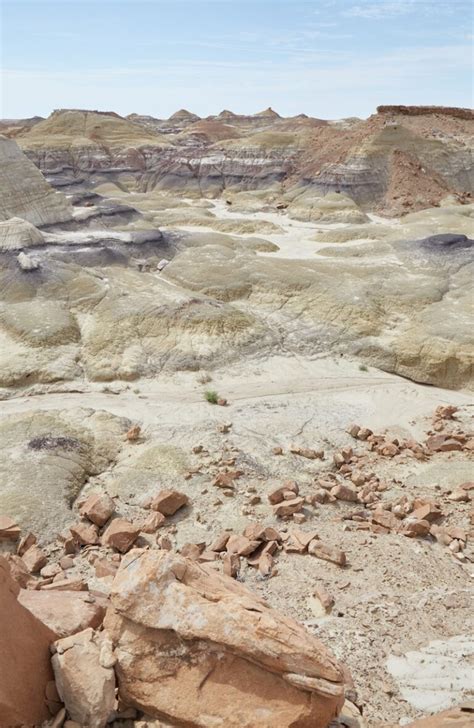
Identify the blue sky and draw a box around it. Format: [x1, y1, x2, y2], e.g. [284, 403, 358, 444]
[1, 0, 473, 120]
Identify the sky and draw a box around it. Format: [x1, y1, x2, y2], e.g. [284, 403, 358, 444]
[1, 0, 473, 120]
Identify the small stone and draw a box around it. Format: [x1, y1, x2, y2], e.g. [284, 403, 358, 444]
[347, 424, 361, 438]
[59, 556, 74, 570]
[313, 586, 334, 612]
[292, 513, 307, 524]
[448, 489, 470, 502]
[17, 532, 36, 556]
[308, 540, 347, 566]
[401, 519, 431, 538]
[350, 470, 366, 487]
[258, 553, 274, 577]
[0, 516, 21, 542]
[226, 535, 260, 556]
[149, 489, 189, 515]
[140, 512, 166, 533]
[222, 553, 240, 578]
[80, 493, 115, 527]
[209, 530, 233, 552]
[101, 519, 140, 553]
[273, 497, 304, 518]
[272, 446, 283, 455]
[70, 521, 99, 546]
[217, 422, 232, 433]
[22, 545, 48, 574]
[40, 563, 62, 579]
[356, 427, 373, 440]
[371, 510, 399, 531]
[268, 481, 299, 505]
[217, 398, 228, 407]
[331, 484, 358, 502]
[126, 425, 141, 441]
[212, 472, 242, 489]
[411, 503, 442, 523]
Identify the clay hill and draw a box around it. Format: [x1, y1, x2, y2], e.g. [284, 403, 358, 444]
[6, 105, 472, 215]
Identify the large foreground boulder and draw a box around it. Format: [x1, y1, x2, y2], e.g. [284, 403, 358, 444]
[105, 549, 345, 728]
[0, 556, 56, 726]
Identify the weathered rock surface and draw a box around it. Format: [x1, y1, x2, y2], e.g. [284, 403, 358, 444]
[105, 549, 345, 727]
[0, 556, 56, 726]
[18, 588, 107, 637]
[0, 135, 72, 226]
[0, 216, 44, 250]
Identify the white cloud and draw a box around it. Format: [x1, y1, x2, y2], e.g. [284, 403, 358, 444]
[343, 0, 461, 19]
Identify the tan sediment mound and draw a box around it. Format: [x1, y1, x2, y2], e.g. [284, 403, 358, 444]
[0, 556, 56, 726]
[0, 216, 45, 250]
[312, 223, 393, 243]
[181, 119, 241, 142]
[17, 108, 170, 150]
[105, 549, 345, 727]
[0, 135, 72, 226]
[168, 108, 200, 121]
[287, 191, 369, 224]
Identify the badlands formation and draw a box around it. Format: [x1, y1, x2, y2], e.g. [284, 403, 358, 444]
[0, 105, 473, 728]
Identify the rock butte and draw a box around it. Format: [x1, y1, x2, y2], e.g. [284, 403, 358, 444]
[0, 103, 473, 728]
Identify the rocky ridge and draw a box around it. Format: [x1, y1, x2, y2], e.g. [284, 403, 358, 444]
[6, 105, 472, 215]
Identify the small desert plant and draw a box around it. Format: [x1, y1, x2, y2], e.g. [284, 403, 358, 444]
[197, 371, 212, 385]
[359, 364, 368, 372]
[204, 389, 219, 404]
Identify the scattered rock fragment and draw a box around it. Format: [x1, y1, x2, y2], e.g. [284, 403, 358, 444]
[22, 544, 48, 573]
[101, 518, 140, 553]
[126, 424, 141, 441]
[308, 540, 347, 566]
[0, 515, 21, 541]
[149, 489, 189, 516]
[80, 493, 116, 527]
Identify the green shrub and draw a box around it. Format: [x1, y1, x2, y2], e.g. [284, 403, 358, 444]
[204, 389, 219, 404]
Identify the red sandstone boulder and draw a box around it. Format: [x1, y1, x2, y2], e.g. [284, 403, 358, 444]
[104, 549, 345, 727]
[0, 556, 56, 726]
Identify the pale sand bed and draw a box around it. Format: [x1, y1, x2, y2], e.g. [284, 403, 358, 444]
[2, 355, 471, 437]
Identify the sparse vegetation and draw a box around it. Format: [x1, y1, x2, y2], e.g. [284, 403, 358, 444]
[359, 364, 368, 372]
[204, 389, 219, 404]
[197, 372, 212, 385]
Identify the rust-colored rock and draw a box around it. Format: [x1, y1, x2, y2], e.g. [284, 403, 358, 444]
[18, 589, 106, 637]
[149, 489, 189, 515]
[404, 703, 474, 726]
[101, 518, 140, 553]
[0, 515, 21, 541]
[308, 540, 347, 566]
[0, 556, 56, 726]
[268, 480, 299, 505]
[80, 493, 116, 527]
[70, 520, 100, 546]
[22, 544, 48, 573]
[105, 550, 345, 727]
[273, 496, 304, 518]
